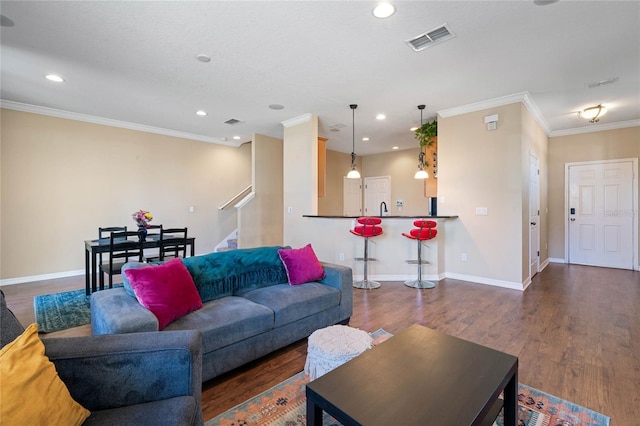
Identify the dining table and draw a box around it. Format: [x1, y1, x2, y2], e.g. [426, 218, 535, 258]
[84, 234, 195, 295]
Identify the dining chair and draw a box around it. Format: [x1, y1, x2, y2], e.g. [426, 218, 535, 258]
[98, 226, 127, 288]
[142, 224, 163, 258]
[99, 231, 144, 289]
[147, 227, 188, 262]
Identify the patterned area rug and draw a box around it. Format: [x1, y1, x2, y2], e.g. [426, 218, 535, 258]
[33, 285, 122, 333]
[207, 329, 610, 426]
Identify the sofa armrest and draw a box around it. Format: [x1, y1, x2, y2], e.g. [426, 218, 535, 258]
[43, 330, 202, 418]
[319, 262, 353, 321]
[91, 287, 158, 334]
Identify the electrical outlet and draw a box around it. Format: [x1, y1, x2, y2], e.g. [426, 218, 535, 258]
[461, 252, 467, 262]
[339, 253, 345, 261]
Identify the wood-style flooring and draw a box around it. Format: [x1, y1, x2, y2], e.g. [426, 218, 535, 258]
[2, 263, 638, 425]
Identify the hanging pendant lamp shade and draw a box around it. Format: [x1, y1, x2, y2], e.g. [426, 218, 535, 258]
[347, 104, 361, 179]
[414, 105, 428, 179]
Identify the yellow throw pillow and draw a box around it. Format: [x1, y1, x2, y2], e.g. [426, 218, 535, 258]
[0, 323, 90, 425]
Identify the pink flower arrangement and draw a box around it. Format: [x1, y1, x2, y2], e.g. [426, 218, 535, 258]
[132, 210, 153, 228]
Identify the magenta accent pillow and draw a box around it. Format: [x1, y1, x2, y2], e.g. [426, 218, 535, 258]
[278, 244, 326, 286]
[124, 258, 203, 330]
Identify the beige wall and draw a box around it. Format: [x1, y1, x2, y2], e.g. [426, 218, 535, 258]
[283, 115, 319, 247]
[319, 148, 430, 216]
[548, 126, 640, 259]
[239, 133, 283, 248]
[363, 148, 430, 216]
[438, 103, 548, 287]
[0, 109, 251, 281]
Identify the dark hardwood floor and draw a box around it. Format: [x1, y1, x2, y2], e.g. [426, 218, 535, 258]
[2, 263, 638, 424]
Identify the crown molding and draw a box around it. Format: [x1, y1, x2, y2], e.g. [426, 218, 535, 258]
[281, 113, 313, 128]
[549, 119, 640, 137]
[437, 91, 551, 135]
[0, 100, 242, 147]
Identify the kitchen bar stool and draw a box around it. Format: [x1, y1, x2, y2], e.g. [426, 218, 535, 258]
[350, 217, 383, 290]
[402, 219, 437, 289]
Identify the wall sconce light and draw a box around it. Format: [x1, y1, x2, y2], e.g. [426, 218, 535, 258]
[578, 105, 607, 123]
[484, 114, 499, 131]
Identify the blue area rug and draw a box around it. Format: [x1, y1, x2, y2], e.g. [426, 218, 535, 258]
[34, 285, 121, 333]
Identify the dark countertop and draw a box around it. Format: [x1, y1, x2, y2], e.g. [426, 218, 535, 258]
[303, 215, 458, 219]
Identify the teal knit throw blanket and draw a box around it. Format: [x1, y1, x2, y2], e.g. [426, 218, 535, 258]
[182, 246, 288, 303]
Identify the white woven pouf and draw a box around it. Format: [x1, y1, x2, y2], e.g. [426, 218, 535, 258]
[304, 325, 372, 380]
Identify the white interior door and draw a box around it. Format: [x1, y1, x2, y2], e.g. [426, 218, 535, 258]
[364, 176, 391, 217]
[568, 160, 634, 269]
[343, 177, 362, 216]
[529, 153, 540, 277]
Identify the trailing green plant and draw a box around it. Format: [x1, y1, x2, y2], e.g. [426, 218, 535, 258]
[414, 120, 437, 148]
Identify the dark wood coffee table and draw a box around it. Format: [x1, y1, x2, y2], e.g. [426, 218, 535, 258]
[306, 324, 517, 426]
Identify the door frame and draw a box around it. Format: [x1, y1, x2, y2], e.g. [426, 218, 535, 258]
[563, 158, 639, 270]
[529, 152, 540, 279]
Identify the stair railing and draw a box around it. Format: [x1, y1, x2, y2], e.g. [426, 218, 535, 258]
[218, 185, 252, 210]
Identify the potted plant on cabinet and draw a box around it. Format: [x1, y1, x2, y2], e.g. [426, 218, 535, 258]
[414, 119, 437, 149]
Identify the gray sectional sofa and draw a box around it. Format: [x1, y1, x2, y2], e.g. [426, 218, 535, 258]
[91, 246, 353, 382]
[0, 290, 203, 426]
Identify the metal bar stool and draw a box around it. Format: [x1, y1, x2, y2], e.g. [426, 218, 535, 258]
[402, 219, 438, 289]
[350, 217, 383, 290]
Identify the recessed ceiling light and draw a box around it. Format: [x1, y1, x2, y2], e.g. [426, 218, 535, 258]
[269, 104, 285, 110]
[373, 2, 395, 19]
[410, 127, 418, 131]
[233, 136, 241, 140]
[376, 114, 386, 120]
[196, 54, 211, 63]
[362, 137, 370, 141]
[45, 74, 64, 83]
[392, 146, 399, 150]
[196, 110, 207, 116]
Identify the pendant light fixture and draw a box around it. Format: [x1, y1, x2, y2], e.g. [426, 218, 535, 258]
[347, 104, 361, 179]
[414, 105, 429, 179]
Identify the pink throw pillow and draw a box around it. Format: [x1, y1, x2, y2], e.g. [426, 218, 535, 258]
[124, 258, 202, 330]
[278, 244, 326, 286]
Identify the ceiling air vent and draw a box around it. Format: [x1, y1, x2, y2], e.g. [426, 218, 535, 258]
[406, 24, 455, 52]
[224, 118, 241, 125]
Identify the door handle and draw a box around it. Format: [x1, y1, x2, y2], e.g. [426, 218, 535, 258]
[530, 222, 536, 226]
[570, 218, 576, 221]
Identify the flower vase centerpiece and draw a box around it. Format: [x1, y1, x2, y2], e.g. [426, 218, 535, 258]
[132, 210, 153, 241]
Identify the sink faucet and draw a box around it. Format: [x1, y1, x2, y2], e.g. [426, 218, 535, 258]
[380, 201, 388, 217]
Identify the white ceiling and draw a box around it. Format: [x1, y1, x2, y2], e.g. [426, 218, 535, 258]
[1, 1, 638, 156]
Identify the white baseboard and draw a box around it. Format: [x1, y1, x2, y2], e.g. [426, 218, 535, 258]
[0, 269, 84, 286]
[548, 257, 566, 264]
[444, 272, 524, 291]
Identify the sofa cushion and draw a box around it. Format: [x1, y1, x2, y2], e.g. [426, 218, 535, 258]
[165, 296, 274, 353]
[0, 324, 90, 425]
[0, 290, 24, 349]
[238, 283, 341, 328]
[121, 261, 153, 297]
[278, 244, 326, 285]
[84, 396, 198, 425]
[125, 258, 203, 330]
[183, 246, 289, 302]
